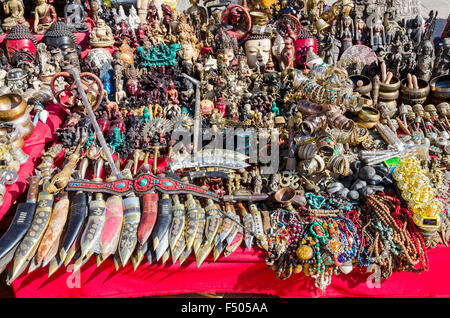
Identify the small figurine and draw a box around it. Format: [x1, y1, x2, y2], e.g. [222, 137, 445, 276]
[355, 18, 368, 45]
[167, 80, 179, 105]
[36, 43, 56, 81]
[406, 15, 425, 49]
[280, 37, 296, 70]
[369, 16, 386, 52]
[339, 15, 354, 55]
[416, 40, 435, 81]
[323, 24, 341, 66]
[186, 0, 207, 38]
[253, 168, 263, 194]
[34, 0, 57, 34]
[64, 0, 89, 32]
[433, 38, 450, 78]
[146, 2, 160, 26]
[128, 6, 141, 30]
[90, 19, 114, 48]
[2, 0, 30, 32]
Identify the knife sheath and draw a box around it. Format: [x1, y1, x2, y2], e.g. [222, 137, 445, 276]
[100, 195, 124, 255]
[59, 191, 88, 261]
[138, 192, 158, 246]
[36, 193, 70, 264]
[184, 194, 200, 252]
[0, 175, 40, 262]
[204, 201, 221, 245]
[8, 180, 54, 283]
[193, 201, 205, 255]
[118, 196, 141, 266]
[169, 195, 185, 254]
[151, 194, 172, 250]
[80, 193, 106, 257]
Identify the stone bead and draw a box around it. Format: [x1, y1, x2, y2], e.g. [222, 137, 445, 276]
[359, 166, 376, 180]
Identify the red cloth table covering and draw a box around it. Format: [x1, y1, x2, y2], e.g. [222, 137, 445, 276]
[10, 245, 450, 298]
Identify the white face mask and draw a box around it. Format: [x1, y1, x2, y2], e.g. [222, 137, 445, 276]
[244, 38, 272, 69]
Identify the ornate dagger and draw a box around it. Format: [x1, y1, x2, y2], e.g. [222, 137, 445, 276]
[131, 240, 148, 270]
[97, 194, 123, 265]
[248, 203, 268, 251]
[66, 173, 219, 201]
[118, 196, 140, 266]
[226, 205, 240, 246]
[224, 222, 244, 257]
[196, 202, 223, 267]
[137, 155, 158, 247]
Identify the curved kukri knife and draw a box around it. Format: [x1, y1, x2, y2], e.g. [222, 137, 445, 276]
[0, 176, 40, 273]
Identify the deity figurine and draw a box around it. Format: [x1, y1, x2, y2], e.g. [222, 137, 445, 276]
[36, 43, 56, 81]
[90, 18, 115, 48]
[64, 0, 89, 32]
[161, 4, 173, 33]
[128, 6, 141, 30]
[369, 17, 386, 52]
[355, 18, 368, 45]
[406, 15, 425, 49]
[280, 37, 296, 70]
[146, 2, 160, 26]
[4, 22, 37, 64]
[167, 80, 179, 105]
[339, 15, 354, 55]
[186, 0, 207, 37]
[433, 38, 450, 78]
[2, 0, 29, 33]
[44, 21, 78, 56]
[323, 24, 341, 66]
[416, 40, 435, 82]
[34, 0, 57, 34]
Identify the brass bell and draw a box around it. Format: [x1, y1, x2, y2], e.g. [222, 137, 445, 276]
[316, 18, 330, 33]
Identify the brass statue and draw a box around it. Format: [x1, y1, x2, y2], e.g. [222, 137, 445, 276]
[2, 0, 29, 32]
[34, 0, 57, 34]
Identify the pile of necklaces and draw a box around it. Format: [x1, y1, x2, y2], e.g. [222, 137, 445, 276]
[0, 0, 449, 292]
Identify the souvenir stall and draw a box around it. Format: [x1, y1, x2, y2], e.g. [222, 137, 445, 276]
[0, 0, 449, 298]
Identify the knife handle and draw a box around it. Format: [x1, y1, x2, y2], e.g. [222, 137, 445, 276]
[235, 202, 248, 216]
[26, 175, 41, 203]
